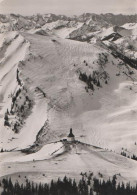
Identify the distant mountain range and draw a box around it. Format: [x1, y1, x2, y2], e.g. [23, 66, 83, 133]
[0, 13, 137, 32]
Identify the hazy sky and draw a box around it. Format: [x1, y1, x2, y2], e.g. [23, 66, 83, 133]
[0, 0, 137, 15]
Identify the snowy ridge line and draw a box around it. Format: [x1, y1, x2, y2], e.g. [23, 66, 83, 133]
[0, 34, 26, 65]
[0, 32, 33, 150]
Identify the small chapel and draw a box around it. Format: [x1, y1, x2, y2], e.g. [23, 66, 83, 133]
[67, 128, 75, 142]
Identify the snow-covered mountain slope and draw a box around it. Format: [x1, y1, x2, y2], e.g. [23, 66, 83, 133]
[0, 32, 49, 150]
[28, 20, 84, 39]
[122, 23, 137, 35]
[0, 31, 137, 154]
[0, 15, 137, 184]
[97, 23, 137, 61]
[0, 141, 137, 185]
[97, 24, 137, 40]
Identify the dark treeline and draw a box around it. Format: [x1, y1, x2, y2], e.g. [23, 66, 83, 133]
[1, 175, 137, 195]
[79, 71, 101, 92]
[121, 151, 137, 161]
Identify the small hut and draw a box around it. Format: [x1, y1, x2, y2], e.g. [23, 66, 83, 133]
[67, 128, 75, 142]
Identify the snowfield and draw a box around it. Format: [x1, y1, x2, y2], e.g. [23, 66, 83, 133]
[0, 141, 137, 185]
[6, 142, 64, 162]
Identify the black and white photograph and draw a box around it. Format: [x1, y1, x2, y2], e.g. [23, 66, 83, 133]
[0, 0, 137, 194]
